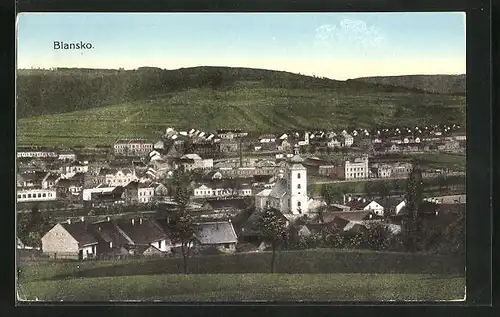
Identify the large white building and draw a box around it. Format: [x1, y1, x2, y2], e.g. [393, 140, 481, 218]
[114, 139, 154, 156]
[255, 155, 309, 215]
[345, 156, 369, 180]
[17, 189, 57, 203]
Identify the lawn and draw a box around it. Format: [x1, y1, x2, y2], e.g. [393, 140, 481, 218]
[19, 273, 465, 301]
[16, 87, 465, 148]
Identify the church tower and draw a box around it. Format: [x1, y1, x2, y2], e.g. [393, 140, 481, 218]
[288, 156, 308, 215]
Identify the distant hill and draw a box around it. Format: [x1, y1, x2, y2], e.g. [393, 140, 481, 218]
[17, 66, 433, 118]
[16, 67, 466, 147]
[352, 75, 466, 95]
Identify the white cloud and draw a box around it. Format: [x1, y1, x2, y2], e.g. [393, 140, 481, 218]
[314, 19, 385, 51]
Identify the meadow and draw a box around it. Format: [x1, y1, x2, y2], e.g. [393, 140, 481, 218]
[18, 249, 465, 301]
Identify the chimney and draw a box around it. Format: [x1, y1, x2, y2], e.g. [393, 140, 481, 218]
[107, 216, 110, 222]
[131, 218, 135, 225]
[67, 219, 71, 224]
[80, 216, 85, 222]
[139, 218, 143, 225]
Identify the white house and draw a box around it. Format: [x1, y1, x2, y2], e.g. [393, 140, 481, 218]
[100, 168, 137, 187]
[83, 186, 118, 201]
[114, 139, 154, 157]
[138, 184, 155, 203]
[363, 200, 385, 216]
[342, 133, 354, 147]
[17, 149, 58, 159]
[41, 221, 98, 260]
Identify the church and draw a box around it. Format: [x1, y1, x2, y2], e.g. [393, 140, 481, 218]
[255, 155, 309, 215]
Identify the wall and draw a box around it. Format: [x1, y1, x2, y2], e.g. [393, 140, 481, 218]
[41, 224, 79, 258]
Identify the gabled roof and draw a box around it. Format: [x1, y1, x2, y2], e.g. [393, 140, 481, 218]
[196, 222, 238, 245]
[115, 218, 167, 245]
[269, 179, 288, 198]
[60, 222, 99, 247]
[89, 221, 130, 246]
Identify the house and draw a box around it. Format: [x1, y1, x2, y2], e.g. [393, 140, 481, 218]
[178, 154, 212, 171]
[114, 138, 154, 157]
[42, 172, 60, 189]
[255, 155, 309, 215]
[219, 140, 239, 153]
[98, 167, 138, 187]
[259, 134, 276, 143]
[154, 140, 165, 150]
[327, 138, 342, 148]
[123, 181, 156, 204]
[60, 161, 89, 178]
[17, 171, 47, 188]
[195, 221, 238, 253]
[277, 139, 292, 152]
[41, 220, 99, 260]
[344, 156, 369, 180]
[82, 185, 124, 205]
[55, 178, 83, 196]
[341, 133, 354, 147]
[148, 150, 163, 162]
[114, 218, 172, 254]
[58, 151, 77, 161]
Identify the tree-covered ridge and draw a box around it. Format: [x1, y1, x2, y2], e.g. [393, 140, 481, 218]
[17, 66, 445, 118]
[353, 74, 466, 96]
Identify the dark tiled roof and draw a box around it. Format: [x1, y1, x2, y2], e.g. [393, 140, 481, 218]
[60, 222, 99, 247]
[89, 221, 130, 246]
[196, 222, 238, 245]
[115, 218, 167, 245]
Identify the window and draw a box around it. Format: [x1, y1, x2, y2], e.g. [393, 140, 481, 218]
[297, 184, 301, 189]
[297, 173, 301, 179]
[158, 240, 162, 249]
[17, 194, 21, 199]
[297, 201, 301, 207]
[22, 194, 26, 198]
[43, 193, 46, 197]
[27, 194, 32, 198]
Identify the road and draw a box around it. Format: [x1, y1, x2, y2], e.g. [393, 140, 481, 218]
[310, 172, 465, 184]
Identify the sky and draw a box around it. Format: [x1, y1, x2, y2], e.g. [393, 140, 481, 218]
[17, 12, 466, 80]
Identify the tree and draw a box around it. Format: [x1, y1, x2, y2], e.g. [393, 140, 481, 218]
[321, 185, 342, 206]
[364, 181, 376, 198]
[363, 221, 394, 251]
[437, 174, 449, 194]
[258, 208, 288, 273]
[401, 164, 425, 252]
[166, 167, 198, 273]
[373, 181, 391, 199]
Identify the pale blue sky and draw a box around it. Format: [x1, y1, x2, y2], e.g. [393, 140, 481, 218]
[17, 12, 466, 80]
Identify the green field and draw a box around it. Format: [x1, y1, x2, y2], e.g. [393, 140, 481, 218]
[19, 273, 465, 301]
[18, 249, 465, 301]
[17, 87, 465, 147]
[413, 153, 466, 172]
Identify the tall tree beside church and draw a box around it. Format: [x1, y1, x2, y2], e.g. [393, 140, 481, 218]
[402, 163, 424, 252]
[258, 208, 288, 273]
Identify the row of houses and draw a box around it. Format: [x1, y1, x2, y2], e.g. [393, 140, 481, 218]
[40, 217, 238, 260]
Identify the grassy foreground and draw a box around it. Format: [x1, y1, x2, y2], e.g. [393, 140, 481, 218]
[19, 273, 465, 301]
[18, 249, 465, 301]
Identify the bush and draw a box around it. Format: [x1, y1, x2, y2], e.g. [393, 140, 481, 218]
[363, 222, 394, 251]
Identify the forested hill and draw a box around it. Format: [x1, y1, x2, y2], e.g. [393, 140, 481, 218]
[352, 75, 466, 95]
[17, 66, 430, 118]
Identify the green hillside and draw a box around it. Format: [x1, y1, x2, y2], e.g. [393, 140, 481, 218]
[16, 67, 466, 147]
[17, 86, 466, 147]
[353, 74, 466, 95]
